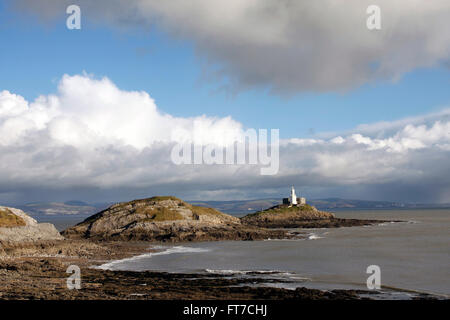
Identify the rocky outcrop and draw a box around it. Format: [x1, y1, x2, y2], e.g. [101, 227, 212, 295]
[241, 204, 390, 228]
[241, 204, 335, 227]
[62, 196, 294, 241]
[0, 206, 63, 242]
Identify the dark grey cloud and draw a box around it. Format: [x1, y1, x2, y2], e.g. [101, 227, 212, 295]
[11, 0, 450, 94]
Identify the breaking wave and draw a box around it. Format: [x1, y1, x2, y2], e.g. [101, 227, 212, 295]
[307, 233, 323, 240]
[95, 245, 210, 270]
[204, 269, 293, 276]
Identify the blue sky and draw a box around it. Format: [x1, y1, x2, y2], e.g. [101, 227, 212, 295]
[1, 1, 448, 139]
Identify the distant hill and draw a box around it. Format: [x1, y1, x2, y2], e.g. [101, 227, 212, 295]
[17, 201, 111, 217]
[12, 198, 449, 218]
[63, 200, 90, 206]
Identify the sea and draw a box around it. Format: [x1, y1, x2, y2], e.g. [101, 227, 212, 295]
[41, 209, 450, 299]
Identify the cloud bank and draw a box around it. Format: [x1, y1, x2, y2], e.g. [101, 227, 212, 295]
[13, 0, 450, 93]
[0, 74, 449, 204]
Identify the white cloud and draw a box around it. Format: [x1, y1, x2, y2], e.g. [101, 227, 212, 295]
[0, 74, 449, 203]
[0, 74, 243, 149]
[14, 0, 450, 93]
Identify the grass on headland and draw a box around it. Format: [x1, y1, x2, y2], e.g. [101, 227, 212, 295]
[138, 207, 184, 222]
[0, 208, 26, 227]
[190, 205, 224, 217]
[245, 204, 316, 217]
[138, 205, 225, 222]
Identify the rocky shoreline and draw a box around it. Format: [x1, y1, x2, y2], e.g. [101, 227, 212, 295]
[0, 238, 441, 300]
[241, 217, 394, 229]
[0, 239, 384, 300]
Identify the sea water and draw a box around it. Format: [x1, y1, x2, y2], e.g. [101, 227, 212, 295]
[97, 209, 450, 298]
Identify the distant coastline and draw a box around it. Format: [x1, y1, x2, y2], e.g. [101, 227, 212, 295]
[10, 198, 450, 222]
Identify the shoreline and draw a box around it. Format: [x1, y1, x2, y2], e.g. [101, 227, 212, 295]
[0, 239, 366, 300]
[0, 239, 376, 300]
[0, 239, 443, 300]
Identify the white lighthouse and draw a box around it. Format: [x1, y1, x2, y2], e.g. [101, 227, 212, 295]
[282, 186, 306, 206]
[290, 186, 297, 205]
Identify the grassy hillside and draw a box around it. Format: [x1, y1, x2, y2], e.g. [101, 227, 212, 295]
[190, 205, 224, 217]
[139, 207, 184, 222]
[0, 208, 26, 228]
[245, 204, 316, 218]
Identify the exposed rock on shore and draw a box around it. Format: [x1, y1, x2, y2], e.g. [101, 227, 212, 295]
[62, 197, 295, 241]
[0, 206, 63, 242]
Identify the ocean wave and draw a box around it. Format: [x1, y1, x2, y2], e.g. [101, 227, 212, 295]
[263, 238, 306, 241]
[204, 269, 293, 276]
[378, 221, 398, 226]
[289, 276, 311, 281]
[95, 245, 210, 270]
[307, 233, 323, 240]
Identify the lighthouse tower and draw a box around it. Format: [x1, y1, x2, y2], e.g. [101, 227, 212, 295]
[290, 186, 297, 205]
[282, 186, 306, 206]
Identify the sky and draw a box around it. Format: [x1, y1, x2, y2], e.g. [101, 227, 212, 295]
[0, 0, 449, 205]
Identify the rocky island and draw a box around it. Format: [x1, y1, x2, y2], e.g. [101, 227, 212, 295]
[62, 196, 297, 242]
[241, 203, 389, 228]
[241, 187, 392, 228]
